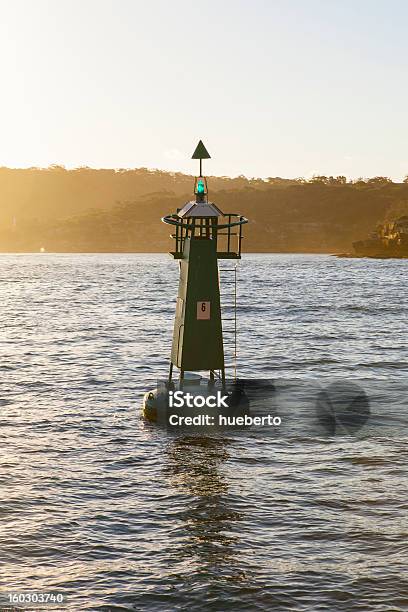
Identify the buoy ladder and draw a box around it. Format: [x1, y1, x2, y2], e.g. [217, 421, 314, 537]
[219, 264, 238, 381]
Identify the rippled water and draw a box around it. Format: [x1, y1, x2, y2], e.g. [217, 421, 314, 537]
[1, 254, 407, 611]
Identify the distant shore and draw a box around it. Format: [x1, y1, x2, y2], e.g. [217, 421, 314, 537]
[0, 250, 337, 255]
[1, 250, 407, 259]
[1, 167, 407, 257]
[335, 253, 408, 259]
[2, 247, 408, 259]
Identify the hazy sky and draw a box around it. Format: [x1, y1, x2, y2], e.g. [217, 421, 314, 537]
[0, 0, 407, 179]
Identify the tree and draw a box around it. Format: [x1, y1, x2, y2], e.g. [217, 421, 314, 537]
[309, 175, 329, 184]
[366, 176, 393, 185]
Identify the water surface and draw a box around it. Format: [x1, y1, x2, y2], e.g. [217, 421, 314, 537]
[0, 254, 407, 611]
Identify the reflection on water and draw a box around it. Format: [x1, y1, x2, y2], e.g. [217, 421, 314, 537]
[164, 436, 246, 584]
[0, 254, 407, 611]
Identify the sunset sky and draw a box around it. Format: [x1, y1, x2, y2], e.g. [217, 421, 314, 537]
[0, 0, 407, 179]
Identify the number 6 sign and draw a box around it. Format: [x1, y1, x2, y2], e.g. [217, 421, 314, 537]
[197, 301, 210, 320]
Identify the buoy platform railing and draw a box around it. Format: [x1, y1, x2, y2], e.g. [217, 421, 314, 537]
[162, 214, 248, 259]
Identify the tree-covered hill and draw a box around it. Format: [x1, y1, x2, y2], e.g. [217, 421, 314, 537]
[1, 166, 407, 252]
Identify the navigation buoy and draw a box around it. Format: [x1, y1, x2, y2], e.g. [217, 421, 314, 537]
[143, 142, 248, 422]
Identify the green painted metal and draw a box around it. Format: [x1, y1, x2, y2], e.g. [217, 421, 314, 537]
[170, 251, 241, 260]
[171, 236, 224, 372]
[162, 143, 248, 382]
[192, 140, 211, 159]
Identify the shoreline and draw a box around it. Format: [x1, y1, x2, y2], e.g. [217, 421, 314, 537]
[335, 252, 408, 259]
[0, 250, 407, 259]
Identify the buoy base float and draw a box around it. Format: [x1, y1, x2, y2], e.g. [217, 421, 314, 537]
[142, 374, 249, 426]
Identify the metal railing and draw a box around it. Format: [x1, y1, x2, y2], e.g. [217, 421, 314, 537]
[163, 213, 248, 259]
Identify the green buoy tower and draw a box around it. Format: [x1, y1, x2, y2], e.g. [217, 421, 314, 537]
[143, 141, 248, 421]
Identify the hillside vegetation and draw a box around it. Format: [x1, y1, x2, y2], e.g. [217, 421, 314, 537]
[1, 166, 407, 252]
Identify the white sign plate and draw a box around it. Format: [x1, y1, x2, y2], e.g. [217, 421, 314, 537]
[197, 301, 210, 320]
